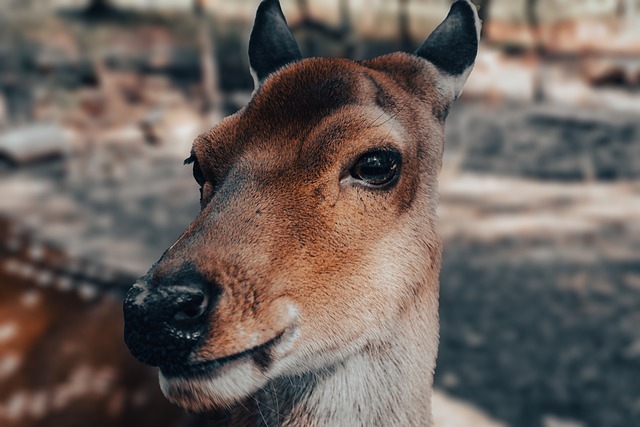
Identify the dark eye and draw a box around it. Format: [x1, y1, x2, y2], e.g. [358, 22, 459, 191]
[185, 154, 205, 187]
[192, 161, 205, 187]
[350, 150, 400, 187]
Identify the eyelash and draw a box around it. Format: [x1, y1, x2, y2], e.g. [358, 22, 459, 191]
[184, 154, 206, 188]
[192, 162, 205, 187]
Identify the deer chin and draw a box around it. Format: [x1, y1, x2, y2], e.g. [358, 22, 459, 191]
[158, 324, 300, 413]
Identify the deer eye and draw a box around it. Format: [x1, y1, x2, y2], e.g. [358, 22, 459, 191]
[184, 154, 206, 188]
[192, 162, 205, 188]
[350, 150, 400, 187]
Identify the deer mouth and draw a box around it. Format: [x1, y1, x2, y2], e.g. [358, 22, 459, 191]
[159, 330, 286, 380]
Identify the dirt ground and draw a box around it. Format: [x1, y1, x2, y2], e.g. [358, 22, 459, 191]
[435, 161, 640, 426]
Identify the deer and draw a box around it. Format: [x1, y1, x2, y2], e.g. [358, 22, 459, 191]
[123, 0, 480, 425]
[0, 216, 203, 427]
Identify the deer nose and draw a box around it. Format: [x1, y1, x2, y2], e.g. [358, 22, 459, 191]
[123, 272, 217, 367]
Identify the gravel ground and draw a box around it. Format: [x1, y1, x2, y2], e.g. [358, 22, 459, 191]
[435, 102, 640, 427]
[445, 102, 640, 181]
[436, 210, 640, 427]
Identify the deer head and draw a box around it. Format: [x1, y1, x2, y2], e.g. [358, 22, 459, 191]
[124, 0, 479, 423]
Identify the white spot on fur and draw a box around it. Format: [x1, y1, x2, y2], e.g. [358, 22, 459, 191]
[35, 270, 53, 287]
[5, 391, 27, 420]
[5, 368, 104, 416]
[28, 243, 45, 261]
[3, 258, 19, 274]
[21, 291, 41, 308]
[78, 283, 99, 301]
[51, 365, 117, 410]
[0, 354, 21, 379]
[0, 323, 17, 343]
[56, 277, 73, 291]
[18, 263, 35, 279]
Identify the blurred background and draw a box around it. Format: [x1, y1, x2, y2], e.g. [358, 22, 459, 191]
[0, 0, 639, 426]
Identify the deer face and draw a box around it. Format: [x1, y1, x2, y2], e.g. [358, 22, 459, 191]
[124, 0, 479, 414]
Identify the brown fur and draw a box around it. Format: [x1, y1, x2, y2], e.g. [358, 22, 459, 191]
[152, 53, 453, 425]
[127, 0, 484, 422]
[163, 53, 446, 359]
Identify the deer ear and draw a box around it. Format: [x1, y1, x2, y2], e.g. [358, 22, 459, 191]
[248, 0, 302, 89]
[415, 0, 481, 100]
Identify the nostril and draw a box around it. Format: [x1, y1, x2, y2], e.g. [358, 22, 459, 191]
[124, 270, 220, 367]
[173, 292, 209, 323]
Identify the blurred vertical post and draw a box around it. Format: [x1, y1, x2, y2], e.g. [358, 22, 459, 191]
[339, 0, 357, 58]
[475, 0, 492, 39]
[295, 0, 317, 56]
[398, 0, 412, 51]
[622, 0, 636, 28]
[525, 0, 545, 102]
[194, 0, 221, 114]
[296, 0, 312, 18]
[356, 0, 378, 59]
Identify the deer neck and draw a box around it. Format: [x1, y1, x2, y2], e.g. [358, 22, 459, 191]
[242, 293, 438, 427]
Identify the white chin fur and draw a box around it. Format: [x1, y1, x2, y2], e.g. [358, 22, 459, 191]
[159, 360, 268, 412]
[157, 322, 302, 412]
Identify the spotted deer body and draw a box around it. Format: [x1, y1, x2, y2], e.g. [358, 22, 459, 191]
[0, 218, 198, 427]
[124, 1, 480, 425]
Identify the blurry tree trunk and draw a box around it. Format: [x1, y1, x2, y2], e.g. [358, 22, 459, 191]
[339, 0, 357, 58]
[339, 0, 351, 32]
[525, 0, 545, 102]
[355, 0, 378, 59]
[194, 0, 221, 113]
[294, 0, 354, 57]
[476, 0, 492, 39]
[296, 0, 311, 19]
[295, 0, 317, 56]
[620, 0, 636, 29]
[525, 0, 539, 31]
[398, 0, 412, 51]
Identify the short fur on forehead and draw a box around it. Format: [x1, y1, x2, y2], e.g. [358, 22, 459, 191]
[193, 54, 449, 173]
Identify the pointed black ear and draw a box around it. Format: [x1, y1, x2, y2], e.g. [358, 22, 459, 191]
[415, 0, 480, 99]
[248, 0, 302, 88]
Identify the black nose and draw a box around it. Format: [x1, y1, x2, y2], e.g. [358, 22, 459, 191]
[123, 269, 217, 367]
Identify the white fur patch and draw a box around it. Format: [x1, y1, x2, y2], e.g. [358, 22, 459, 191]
[0, 353, 21, 379]
[250, 66, 260, 97]
[0, 365, 117, 420]
[159, 359, 267, 411]
[0, 322, 17, 343]
[21, 291, 41, 308]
